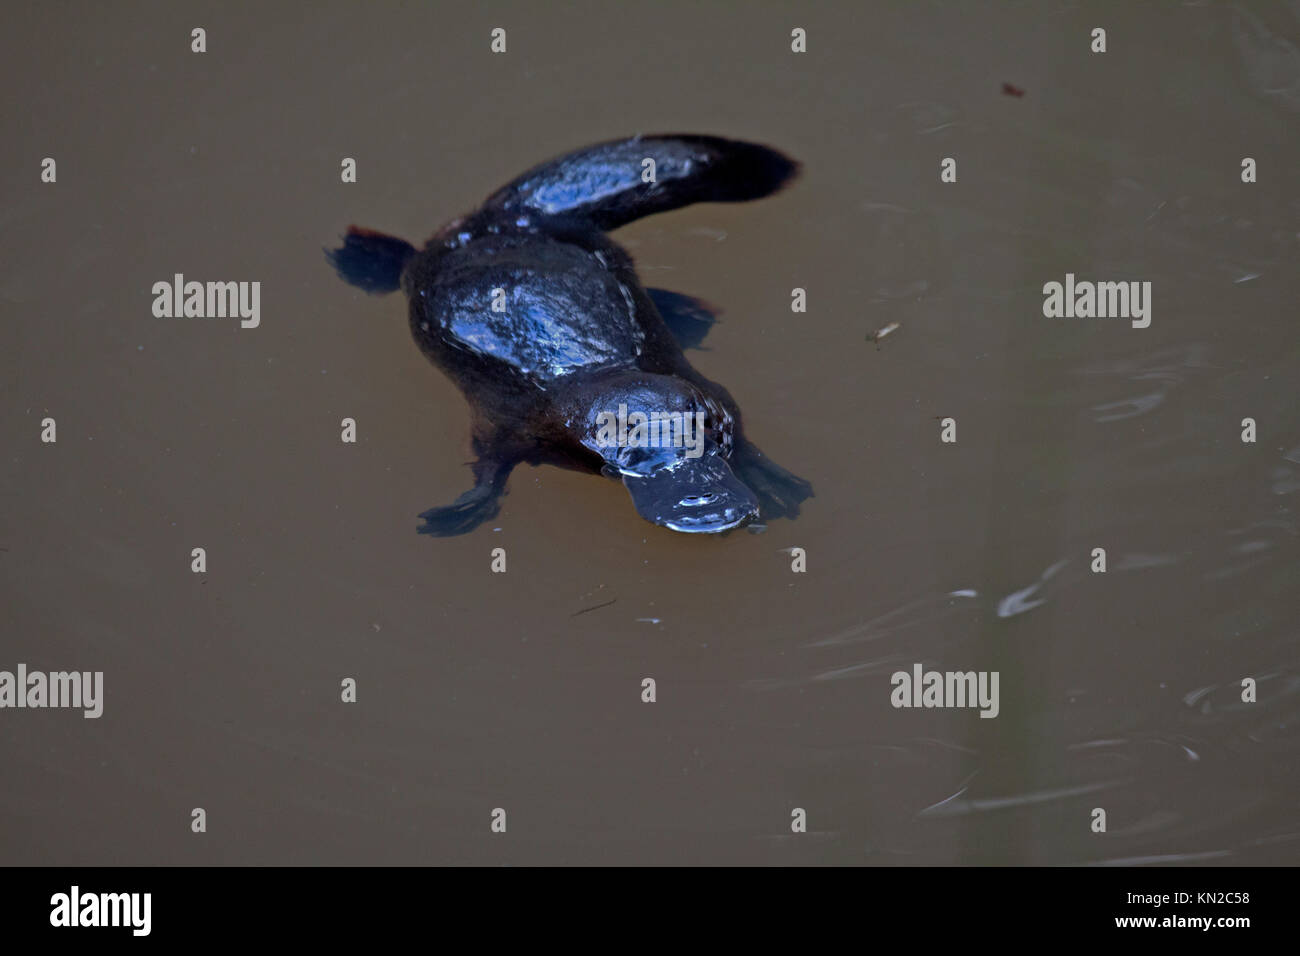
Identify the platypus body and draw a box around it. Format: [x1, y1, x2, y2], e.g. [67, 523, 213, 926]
[327, 134, 812, 536]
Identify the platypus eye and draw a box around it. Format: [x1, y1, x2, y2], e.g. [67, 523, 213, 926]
[617, 445, 665, 473]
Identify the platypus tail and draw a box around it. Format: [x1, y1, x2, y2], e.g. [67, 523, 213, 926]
[325, 226, 417, 294]
[479, 134, 799, 232]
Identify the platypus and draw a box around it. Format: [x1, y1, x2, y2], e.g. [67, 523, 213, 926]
[327, 134, 812, 535]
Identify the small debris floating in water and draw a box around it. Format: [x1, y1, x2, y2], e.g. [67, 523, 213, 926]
[571, 598, 617, 617]
[868, 321, 901, 346]
[1001, 82, 1025, 97]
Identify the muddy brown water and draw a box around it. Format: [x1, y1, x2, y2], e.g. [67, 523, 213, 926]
[2, 2, 1297, 865]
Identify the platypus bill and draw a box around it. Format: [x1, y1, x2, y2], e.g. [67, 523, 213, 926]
[327, 134, 813, 536]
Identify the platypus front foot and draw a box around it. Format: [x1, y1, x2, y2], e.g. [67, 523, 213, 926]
[732, 439, 814, 521]
[417, 483, 504, 536]
[417, 454, 517, 537]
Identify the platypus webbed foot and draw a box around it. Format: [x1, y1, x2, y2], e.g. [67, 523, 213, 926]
[326, 226, 417, 295]
[647, 288, 719, 350]
[416, 458, 514, 537]
[732, 439, 814, 521]
[417, 486, 502, 537]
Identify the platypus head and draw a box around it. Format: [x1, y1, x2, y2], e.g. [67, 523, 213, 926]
[574, 372, 759, 533]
